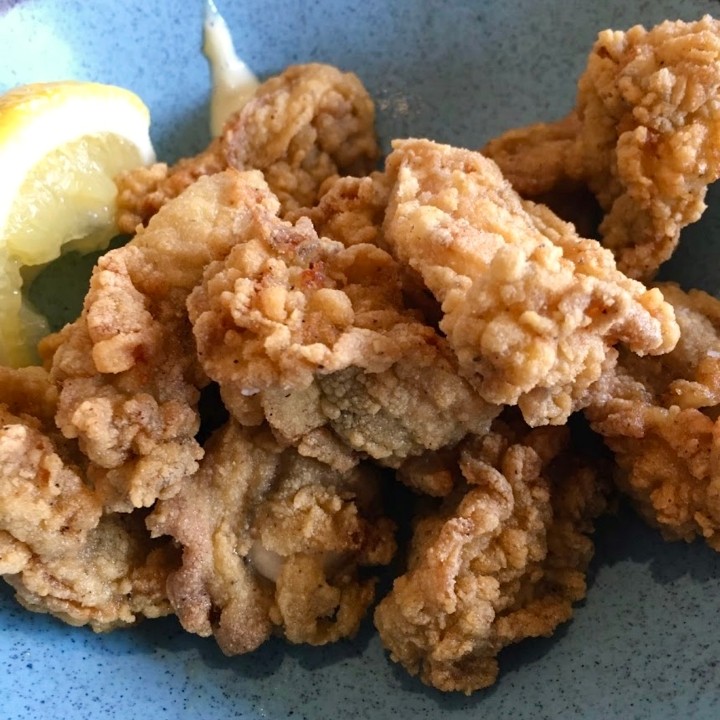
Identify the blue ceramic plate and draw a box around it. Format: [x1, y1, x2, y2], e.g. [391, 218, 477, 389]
[2, 1, 720, 718]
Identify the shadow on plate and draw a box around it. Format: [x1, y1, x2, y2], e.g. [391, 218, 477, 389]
[658, 181, 720, 293]
[590, 499, 720, 586]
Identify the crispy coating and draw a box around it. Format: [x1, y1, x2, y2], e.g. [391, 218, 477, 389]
[382, 138, 679, 427]
[114, 145, 226, 235]
[0, 369, 175, 631]
[287, 171, 442, 324]
[485, 16, 720, 279]
[148, 421, 395, 653]
[374, 418, 608, 694]
[483, 114, 582, 198]
[116, 63, 379, 232]
[0, 365, 58, 424]
[286, 171, 390, 248]
[46, 170, 280, 512]
[0, 374, 98, 577]
[394, 447, 459, 498]
[585, 282, 720, 549]
[5, 512, 177, 632]
[188, 193, 498, 466]
[576, 16, 720, 278]
[189, 217, 424, 391]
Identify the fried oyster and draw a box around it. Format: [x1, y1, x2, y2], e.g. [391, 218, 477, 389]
[374, 416, 608, 694]
[585, 282, 720, 549]
[116, 63, 380, 232]
[484, 16, 720, 280]
[148, 420, 395, 652]
[382, 138, 679, 427]
[44, 170, 291, 513]
[0, 367, 176, 631]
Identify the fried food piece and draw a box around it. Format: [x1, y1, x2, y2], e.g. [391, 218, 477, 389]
[394, 446, 460, 497]
[5, 512, 177, 632]
[0, 368, 175, 631]
[148, 421, 395, 653]
[0, 369, 98, 577]
[286, 171, 390, 248]
[0, 365, 58, 424]
[116, 63, 379, 232]
[585, 282, 720, 549]
[481, 117, 605, 241]
[374, 417, 608, 694]
[188, 191, 498, 467]
[115, 146, 226, 235]
[287, 171, 442, 325]
[382, 138, 679, 427]
[46, 170, 280, 512]
[484, 16, 720, 279]
[576, 17, 720, 278]
[483, 114, 582, 198]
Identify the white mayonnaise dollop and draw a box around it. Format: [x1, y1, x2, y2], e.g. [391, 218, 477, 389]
[203, 0, 260, 136]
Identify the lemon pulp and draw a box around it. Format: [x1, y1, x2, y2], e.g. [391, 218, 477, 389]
[0, 82, 155, 367]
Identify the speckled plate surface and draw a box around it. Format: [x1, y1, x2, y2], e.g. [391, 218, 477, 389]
[3, 1, 720, 718]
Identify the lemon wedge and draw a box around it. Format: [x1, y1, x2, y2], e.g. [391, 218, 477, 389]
[0, 81, 155, 367]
